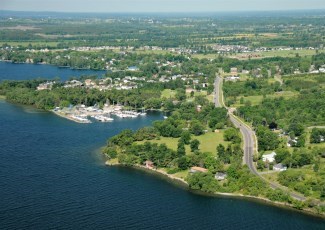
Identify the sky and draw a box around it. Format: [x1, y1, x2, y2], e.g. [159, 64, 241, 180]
[1, 0, 325, 13]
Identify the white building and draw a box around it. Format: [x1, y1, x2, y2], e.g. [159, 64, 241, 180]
[262, 152, 276, 163]
[273, 163, 287, 172]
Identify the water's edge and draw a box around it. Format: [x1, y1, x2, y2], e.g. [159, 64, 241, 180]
[105, 160, 325, 220]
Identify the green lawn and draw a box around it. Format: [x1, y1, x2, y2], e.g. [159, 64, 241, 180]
[186, 90, 208, 102]
[231, 49, 324, 60]
[161, 89, 176, 99]
[1, 41, 59, 47]
[305, 128, 325, 148]
[139, 131, 230, 154]
[233, 91, 297, 107]
[207, 94, 214, 103]
[133, 50, 170, 55]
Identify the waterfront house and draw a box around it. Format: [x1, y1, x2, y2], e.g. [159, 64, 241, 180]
[262, 152, 276, 163]
[145, 160, 154, 169]
[190, 166, 208, 173]
[273, 163, 287, 172]
[215, 172, 227, 181]
[37, 81, 54, 91]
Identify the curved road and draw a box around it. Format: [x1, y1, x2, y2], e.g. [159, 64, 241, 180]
[214, 76, 305, 201]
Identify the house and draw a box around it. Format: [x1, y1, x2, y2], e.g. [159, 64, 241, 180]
[190, 166, 208, 173]
[196, 105, 202, 112]
[287, 139, 297, 147]
[127, 66, 138, 71]
[37, 81, 54, 91]
[225, 76, 240, 82]
[230, 67, 238, 75]
[262, 152, 276, 163]
[145, 160, 154, 169]
[215, 172, 227, 181]
[84, 79, 95, 86]
[273, 163, 287, 172]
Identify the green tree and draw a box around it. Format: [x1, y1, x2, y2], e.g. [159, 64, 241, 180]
[177, 141, 186, 157]
[190, 120, 205, 136]
[180, 131, 191, 145]
[190, 139, 200, 152]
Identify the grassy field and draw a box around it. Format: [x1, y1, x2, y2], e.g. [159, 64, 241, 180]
[161, 89, 176, 99]
[186, 90, 208, 102]
[233, 91, 297, 107]
[139, 131, 230, 154]
[191, 54, 219, 59]
[305, 127, 325, 148]
[133, 50, 170, 55]
[207, 94, 214, 103]
[1, 41, 59, 47]
[232, 49, 324, 60]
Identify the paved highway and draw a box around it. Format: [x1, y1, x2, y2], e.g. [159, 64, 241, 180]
[214, 76, 306, 201]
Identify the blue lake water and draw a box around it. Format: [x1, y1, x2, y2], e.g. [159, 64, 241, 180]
[0, 62, 105, 81]
[0, 63, 324, 229]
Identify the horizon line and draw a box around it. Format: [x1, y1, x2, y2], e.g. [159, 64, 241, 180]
[1, 9, 325, 14]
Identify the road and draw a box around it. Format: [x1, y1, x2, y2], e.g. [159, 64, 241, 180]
[214, 76, 306, 201]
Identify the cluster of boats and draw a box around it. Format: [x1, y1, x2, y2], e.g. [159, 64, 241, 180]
[70, 115, 92, 123]
[69, 110, 146, 123]
[113, 110, 146, 118]
[90, 115, 114, 122]
[55, 105, 147, 123]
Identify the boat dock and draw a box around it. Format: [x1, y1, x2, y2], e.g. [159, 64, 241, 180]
[52, 104, 146, 123]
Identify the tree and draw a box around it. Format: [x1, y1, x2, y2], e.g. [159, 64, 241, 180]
[256, 126, 280, 151]
[224, 128, 241, 144]
[257, 160, 266, 170]
[288, 122, 304, 137]
[268, 121, 278, 130]
[178, 156, 189, 170]
[177, 141, 186, 157]
[190, 120, 205, 136]
[217, 144, 230, 164]
[321, 185, 325, 200]
[180, 131, 191, 145]
[275, 148, 290, 163]
[190, 139, 200, 152]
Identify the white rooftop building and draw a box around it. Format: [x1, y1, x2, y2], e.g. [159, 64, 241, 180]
[262, 152, 276, 163]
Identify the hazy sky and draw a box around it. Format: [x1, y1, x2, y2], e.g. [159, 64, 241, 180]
[1, 0, 325, 12]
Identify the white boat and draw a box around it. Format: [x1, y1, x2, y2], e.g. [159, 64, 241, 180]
[93, 115, 114, 122]
[71, 115, 92, 123]
[139, 109, 146, 116]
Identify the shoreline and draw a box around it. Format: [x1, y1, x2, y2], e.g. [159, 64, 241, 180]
[105, 159, 325, 219]
[51, 110, 91, 123]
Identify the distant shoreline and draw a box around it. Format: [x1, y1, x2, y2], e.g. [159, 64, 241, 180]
[105, 159, 325, 219]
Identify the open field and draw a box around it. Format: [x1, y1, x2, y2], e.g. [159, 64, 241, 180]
[133, 50, 170, 55]
[161, 89, 176, 99]
[232, 49, 325, 60]
[139, 131, 230, 154]
[1, 41, 60, 47]
[233, 91, 298, 107]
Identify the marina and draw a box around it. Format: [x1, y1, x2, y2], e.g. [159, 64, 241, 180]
[53, 104, 147, 123]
